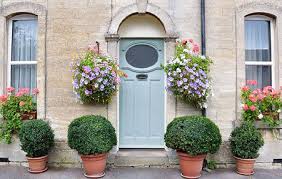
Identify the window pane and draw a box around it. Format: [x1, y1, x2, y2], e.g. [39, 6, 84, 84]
[245, 20, 271, 61]
[12, 20, 37, 61]
[246, 65, 271, 89]
[11, 64, 37, 90]
[125, 45, 158, 68]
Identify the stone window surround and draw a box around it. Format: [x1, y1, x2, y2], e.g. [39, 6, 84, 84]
[105, 3, 179, 149]
[235, 3, 282, 124]
[0, 2, 47, 119]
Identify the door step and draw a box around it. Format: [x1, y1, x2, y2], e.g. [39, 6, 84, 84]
[114, 149, 172, 167]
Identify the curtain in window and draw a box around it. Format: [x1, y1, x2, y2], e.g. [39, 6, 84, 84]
[11, 19, 37, 90]
[245, 20, 272, 89]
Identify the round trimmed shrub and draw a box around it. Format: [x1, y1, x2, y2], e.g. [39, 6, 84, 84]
[68, 115, 117, 155]
[229, 122, 264, 159]
[19, 120, 54, 157]
[165, 115, 222, 156]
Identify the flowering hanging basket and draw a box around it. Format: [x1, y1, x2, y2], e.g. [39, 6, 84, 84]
[162, 39, 213, 108]
[71, 45, 126, 104]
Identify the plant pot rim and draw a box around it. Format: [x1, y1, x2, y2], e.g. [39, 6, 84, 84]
[177, 151, 207, 157]
[234, 156, 257, 161]
[26, 155, 48, 160]
[80, 153, 107, 158]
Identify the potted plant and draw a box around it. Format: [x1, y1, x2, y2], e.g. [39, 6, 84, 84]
[68, 115, 117, 178]
[19, 119, 54, 173]
[71, 44, 126, 104]
[165, 115, 222, 178]
[0, 87, 39, 144]
[229, 121, 264, 175]
[162, 38, 213, 109]
[241, 80, 282, 128]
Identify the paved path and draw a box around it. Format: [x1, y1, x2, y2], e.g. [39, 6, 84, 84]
[0, 166, 282, 179]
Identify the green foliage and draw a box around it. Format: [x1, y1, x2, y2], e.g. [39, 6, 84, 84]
[0, 96, 22, 143]
[207, 160, 217, 170]
[164, 115, 222, 156]
[68, 115, 117, 155]
[19, 120, 54, 157]
[229, 122, 264, 159]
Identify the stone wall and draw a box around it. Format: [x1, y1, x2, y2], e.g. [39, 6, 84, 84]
[0, 0, 281, 168]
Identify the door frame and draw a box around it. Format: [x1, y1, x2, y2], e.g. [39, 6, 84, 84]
[117, 38, 167, 149]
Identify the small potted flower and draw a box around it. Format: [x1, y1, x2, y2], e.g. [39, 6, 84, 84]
[0, 87, 39, 143]
[241, 80, 282, 128]
[165, 115, 222, 178]
[19, 119, 54, 173]
[68, 115, 117, 178]
[162, 39, 213, 109]
[71, 44, 126, 104]
[229, 121, 264, 175]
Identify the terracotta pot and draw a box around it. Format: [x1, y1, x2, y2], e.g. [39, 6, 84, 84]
[26, 155, 48, 173]
[81, 153, 107, 178]
[21, 111, 37, 120]
[234, 156, 256, 176]
[177, 151, 206, 179]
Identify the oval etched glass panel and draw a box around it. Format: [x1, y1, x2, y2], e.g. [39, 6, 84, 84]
[125, 45, 158, 68]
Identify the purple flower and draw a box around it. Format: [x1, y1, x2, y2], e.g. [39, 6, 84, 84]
[183, 78, 188, 82]
[177, 80, 183, 87]
[85, 89, 92, 96]
[190, 75, 195, 80]
[184, 85, 188, 90]
[168, 77, 174, 82]
[83, 66, 91, 74]
[82, 73, 86, 77]
[94, 67, 100, 73]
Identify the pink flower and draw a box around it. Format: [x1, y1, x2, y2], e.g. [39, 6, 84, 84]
[250, 105, 256, 111]
[241, 86, 249, 92]
[32, 88, 39, 95]
[16, 92, 24, 97]
[257, 94, 265, 100]
[19, 101, 25, 106]
[247, 80, 257, 86]
[0, 95, 8, 103]
[19, 88, 29, 95]
[192, 44, 200, 53]
[188, 39, 194, 43]
[249, 94, 257, 103]
[6, 87, 15, 93]
[243, 104, 249, 111]
[182, 39, 188, 45]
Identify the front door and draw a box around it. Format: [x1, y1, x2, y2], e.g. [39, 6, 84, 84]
[119, 39, 165, 148]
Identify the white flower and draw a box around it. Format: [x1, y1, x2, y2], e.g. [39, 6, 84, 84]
[277, 109, 281, 113]
[200, 55, 206, 60]
[203, 103, 208, 108]
[258, 114, 264, 119]
[183, 49, 189, 53]
[176, 39, 181, 43]
[180, 54, 185, 59]
[176, 68, 181, 73]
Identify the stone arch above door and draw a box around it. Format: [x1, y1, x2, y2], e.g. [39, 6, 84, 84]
[105, 3, 178, 40]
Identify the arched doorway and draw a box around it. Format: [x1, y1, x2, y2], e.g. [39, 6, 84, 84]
[118, 14, 166, 148]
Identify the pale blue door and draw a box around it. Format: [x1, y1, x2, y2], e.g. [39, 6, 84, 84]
[119, 39, 165, 148]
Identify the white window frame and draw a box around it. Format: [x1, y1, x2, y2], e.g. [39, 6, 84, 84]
[245, 15, 275, 88]
[7, 14, 38, 87]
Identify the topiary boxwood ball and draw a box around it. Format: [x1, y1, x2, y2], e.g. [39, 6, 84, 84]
[229, 122, 264, 159]
[165, 115, 222, 156]
[19, 120, 54, 158]
[68, 115, 117, 155]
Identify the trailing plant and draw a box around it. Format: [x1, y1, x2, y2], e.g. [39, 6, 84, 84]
[229, 121, 264, 159]
[241, 80, 282, 128]
[164, 115, 222, 156]
[67, 115, 117, 155]
[0, 87, 38, 144]
[19, 119, 54, 157]
[162, 39, 213, 108]
[71, 45, 127, 104]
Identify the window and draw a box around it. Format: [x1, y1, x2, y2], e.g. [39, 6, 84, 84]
[245, 15, 274, 89]
[8, 14, 37, 90]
